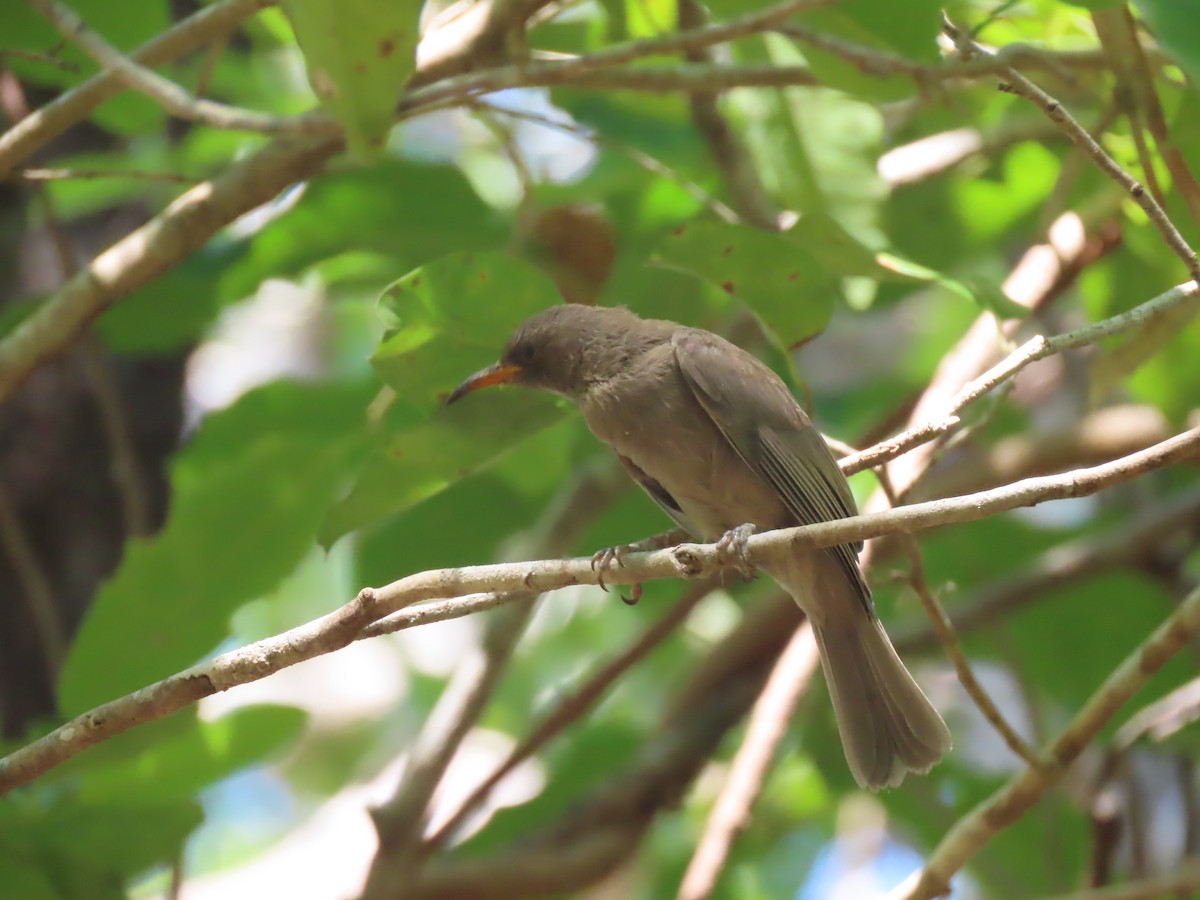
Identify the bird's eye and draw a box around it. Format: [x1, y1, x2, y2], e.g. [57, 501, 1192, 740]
[511, 343, 536, 366]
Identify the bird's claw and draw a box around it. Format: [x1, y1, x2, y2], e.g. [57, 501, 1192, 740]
[716, 523, 757, 580]
[591, 544, 644, 603]
[591, 544, 629, 593]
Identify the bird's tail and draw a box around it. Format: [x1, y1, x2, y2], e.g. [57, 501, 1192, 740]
[811, 614, 951, 790]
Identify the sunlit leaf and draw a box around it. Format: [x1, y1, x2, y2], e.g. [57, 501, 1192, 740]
[652, 221, 836, 347]
[321, 253, 566, 542]
[281, 0, 421, 161]
[59, 383, 374, 715]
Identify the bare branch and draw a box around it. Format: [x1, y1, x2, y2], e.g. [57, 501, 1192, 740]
[942, 19, 1200, 285]
[0, 0, 274, 176]
[8, 167, 200, 183]
[843, 281, 1200, 477]
[870, 464, 1039, 766]
[1116, 674, 1200, 748]
[2, 425, 1198, 795]
[363, 461, 629, 893]
[425, 580, 715, 853]
[0, 134, 340, 404]
[870, 209, 1122, 499]
[1042, 861, 1200, 900]
[677, 622, 820, 900]
[24, 0, 333, 137]
[890, 582, 1200, 900]
[894, 485, 1200, 654]
[0, 484, 64, 681]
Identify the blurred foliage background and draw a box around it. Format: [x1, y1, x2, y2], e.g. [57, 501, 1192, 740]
[1, 0, 1199, 897]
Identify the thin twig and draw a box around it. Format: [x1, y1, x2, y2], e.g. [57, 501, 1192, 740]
[843, 281, 1200, 477]
[943, 18, 1200, 284]
[405, 595, 790, 899]
[872, 205, 1121, 502]
[367, 603, 535, 874]
[424, 579, 715, 852]
[193, 29, 232, 98]
[893, 485, 1200, 654]
[25, 0, 333, 137]
[877, 471, 1041, 767]
[9, 167, 201, 183]
[2, 425, 1198, 795]
[1041, 861, 1200, 900]
[76, 338, 152, 536]
[0, 44, 78, 71]
[363, 461, 629, 894]
[891, 582, 1200, 900]
[780, 24, 1121, 82]
[0, 484, 65, 681]
[678, 0, 779, 230]
[0, 134, 341, 404]
[1113, 5, 1200, 224]
[677, 621, 820, 900]
[0, 0, 273, 176]
[476, 102, 740, 222]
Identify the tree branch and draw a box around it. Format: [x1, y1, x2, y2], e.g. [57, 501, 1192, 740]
[890, 581, 1200, 900]
[27, 0, 334, 136]
[677, 622, 820, 900]
[2, 425, 1197, 795]
[1043, 860, 1200, 900]
[871, 463, 1039, 766]
[844, 281, 1199, 478]
[942, 18, 1200, 285]
[893, 485, 1200, 655]
[363, 460, 629, 894]
[0, 134, 340, 403]
[423, 579, 715, 854]
[0, 0, 275, 176]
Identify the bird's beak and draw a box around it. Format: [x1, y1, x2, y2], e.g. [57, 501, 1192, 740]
[445, 362, 523, 405]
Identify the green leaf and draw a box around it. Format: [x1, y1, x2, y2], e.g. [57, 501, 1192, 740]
[373, 252, 564, 411]
[624, 0, 676, 37]
[0, 856, 60, 900]
[793, 0, 942, 100]
[58, 382, 374, 715]
[280, 0, 421, 162]
[353, 419, 578, 587]
[219, 161, 503, 302]
[320, 252, 567, 542]
[0, 793, 202, 880]
[321, 390, 564, 543]
[651, 221, 836, 347]
[97, 243, 247, 352]
[1061, 0, 1132, 9]
[954, 141, 1060, 240]
[877, 252, 1030, 319]
[74, 705, 307, 803]
[1133, 0, 1200, 87]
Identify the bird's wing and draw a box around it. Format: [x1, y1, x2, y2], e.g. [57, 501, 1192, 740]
[671, 329, 870, 603]
[615, 453, 701, 537]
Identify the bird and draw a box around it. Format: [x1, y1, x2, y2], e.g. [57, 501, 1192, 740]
[447, 304, 951, 789]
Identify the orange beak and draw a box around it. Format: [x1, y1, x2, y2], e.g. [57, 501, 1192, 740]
[445, 362, 523, 405]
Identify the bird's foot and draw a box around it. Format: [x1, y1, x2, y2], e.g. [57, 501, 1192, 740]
[716, 523, 757, 580]
[591, 543, 631, 593]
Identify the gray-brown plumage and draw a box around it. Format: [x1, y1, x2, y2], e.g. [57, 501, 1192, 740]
[449, 304, 951, 789]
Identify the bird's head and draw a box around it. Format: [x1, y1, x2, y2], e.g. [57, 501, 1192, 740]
[446, 304, 665, 404]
